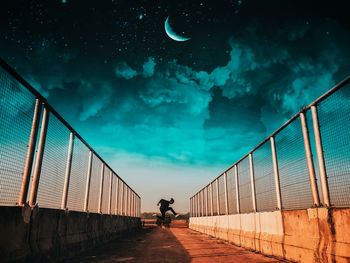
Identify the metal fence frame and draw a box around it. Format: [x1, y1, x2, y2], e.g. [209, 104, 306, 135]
[0, 58, 141, 217]
[190, 76, 350, 216]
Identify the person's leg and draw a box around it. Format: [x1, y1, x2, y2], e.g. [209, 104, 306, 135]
[167, 207, 177, 216]
[160, 209, 166, 220]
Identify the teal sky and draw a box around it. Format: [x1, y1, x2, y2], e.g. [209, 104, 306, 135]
[1, 0, 349, 212]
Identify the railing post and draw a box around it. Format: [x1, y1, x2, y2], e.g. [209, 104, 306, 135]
[271, 136, 282, 210]
[210, 183, 214, 216]
[108, 171, 113, 214]
[300, 112, 320, 207]
[234, 165, 240, 213]
[311, 105, 330, 207]
[61, 132, 74, 210]
[29, 106, 49, 207]
[98, 163, 104, 213]
[84, 151, 93, 212]
[216, 179, 220, 215]
[19, 98, 42, 205]
[249, 153, 257, 212]
[224, 172, 229, 215]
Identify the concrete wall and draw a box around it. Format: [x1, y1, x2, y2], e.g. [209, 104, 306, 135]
[0, 205, 141, 262]
[189, 208, 350, 263]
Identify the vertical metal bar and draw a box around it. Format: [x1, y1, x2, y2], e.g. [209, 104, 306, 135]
[300, 112, 320, 207]
[115, 177, 119, 215]
[311, 105, 330, 207]
[108, 171, 113, 214]
[98, 163, 104, 213]
[271, 136, 282, 210]
[216, 179, 220, 215]
[84, 151, 93, 212]
[210, 183, 214, 216]
[19, 99, 42, 205]
[234, 165, 240, 213]
[224, 172, 229, 215]
[29, 106, 49, 207]
[249, 153, 257, 212]
[61, 132, 74, 210]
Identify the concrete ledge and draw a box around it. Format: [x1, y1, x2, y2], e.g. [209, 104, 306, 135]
[0, 206, 141, 262]
[189, 208, 350, 263]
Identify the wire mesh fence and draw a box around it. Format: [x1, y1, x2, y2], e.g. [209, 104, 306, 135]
[317, 84, 350, 207]
[0, 60, 140, 217]
[238, 157, 254, 213]
[218, 175, 226, 215]
[226, 167, 237, 214]
[36, 113, 71, 209]
[253, 142, 277, 212]
[0, 67, 36, 205]
[190, 77, 350, 217]
[275, 117, 314, 210]
[212, 181, 218, 216]
[66, 137, 89, 212]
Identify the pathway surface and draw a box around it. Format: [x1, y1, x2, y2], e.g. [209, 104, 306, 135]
[64, 226, 284, 263]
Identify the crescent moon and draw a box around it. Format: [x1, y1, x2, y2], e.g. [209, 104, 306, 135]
[164, 16, 190, 42]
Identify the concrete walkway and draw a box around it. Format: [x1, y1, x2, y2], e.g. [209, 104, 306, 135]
[64, 227, 284, 263]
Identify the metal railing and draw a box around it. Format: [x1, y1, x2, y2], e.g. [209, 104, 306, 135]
[190, 76, 350, 217]
[0, 58, 141, 217]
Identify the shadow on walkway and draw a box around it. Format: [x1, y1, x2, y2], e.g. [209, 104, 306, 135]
[63, 226, 285, 263]
[62, 226, 191, 263]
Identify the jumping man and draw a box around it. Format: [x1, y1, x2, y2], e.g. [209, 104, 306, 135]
[155, 198, 179, 220]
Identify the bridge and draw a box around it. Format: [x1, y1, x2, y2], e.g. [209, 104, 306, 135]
[0, 57, 349, 263]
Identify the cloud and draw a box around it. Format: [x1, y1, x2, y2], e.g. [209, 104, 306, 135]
[142, 57, 156, 77]
[115, 62, 137, 79]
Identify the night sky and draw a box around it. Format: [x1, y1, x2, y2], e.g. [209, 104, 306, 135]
[1, 0, 349, 212]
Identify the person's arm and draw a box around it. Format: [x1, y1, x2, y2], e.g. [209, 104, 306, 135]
[157, 199, 164, 206]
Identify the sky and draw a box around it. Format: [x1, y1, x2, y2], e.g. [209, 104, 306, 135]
[1, 0, 349, 212]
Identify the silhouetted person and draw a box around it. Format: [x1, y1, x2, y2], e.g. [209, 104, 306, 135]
[155, 198, 178, 220]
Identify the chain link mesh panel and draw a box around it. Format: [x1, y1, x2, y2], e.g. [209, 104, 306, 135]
[88, 155, 102, 213]
[101, 166, 110, 214]
[226, 167, 237, 214]
[218, 175, 226, 215]
[206, 185, 212, 216]
[36, 114, 70, 209]
[203, 187, 208, 216]
[198, 191, 202, 216]
[66, 138, 89, 212]
[200, 190, 205, 216]
[0, 68, 36, 205]
[118, 180, 123, 215]
[237, 157, 253, 213]
[111, 174, 117, 215]
[317, 84, 350, 206]
[211, 181, 218, 215]
[253, 142, 277, 212]
[275, 117, 314, 210]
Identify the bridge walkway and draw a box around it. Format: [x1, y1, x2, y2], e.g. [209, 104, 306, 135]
[63, 225, 284, 263]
